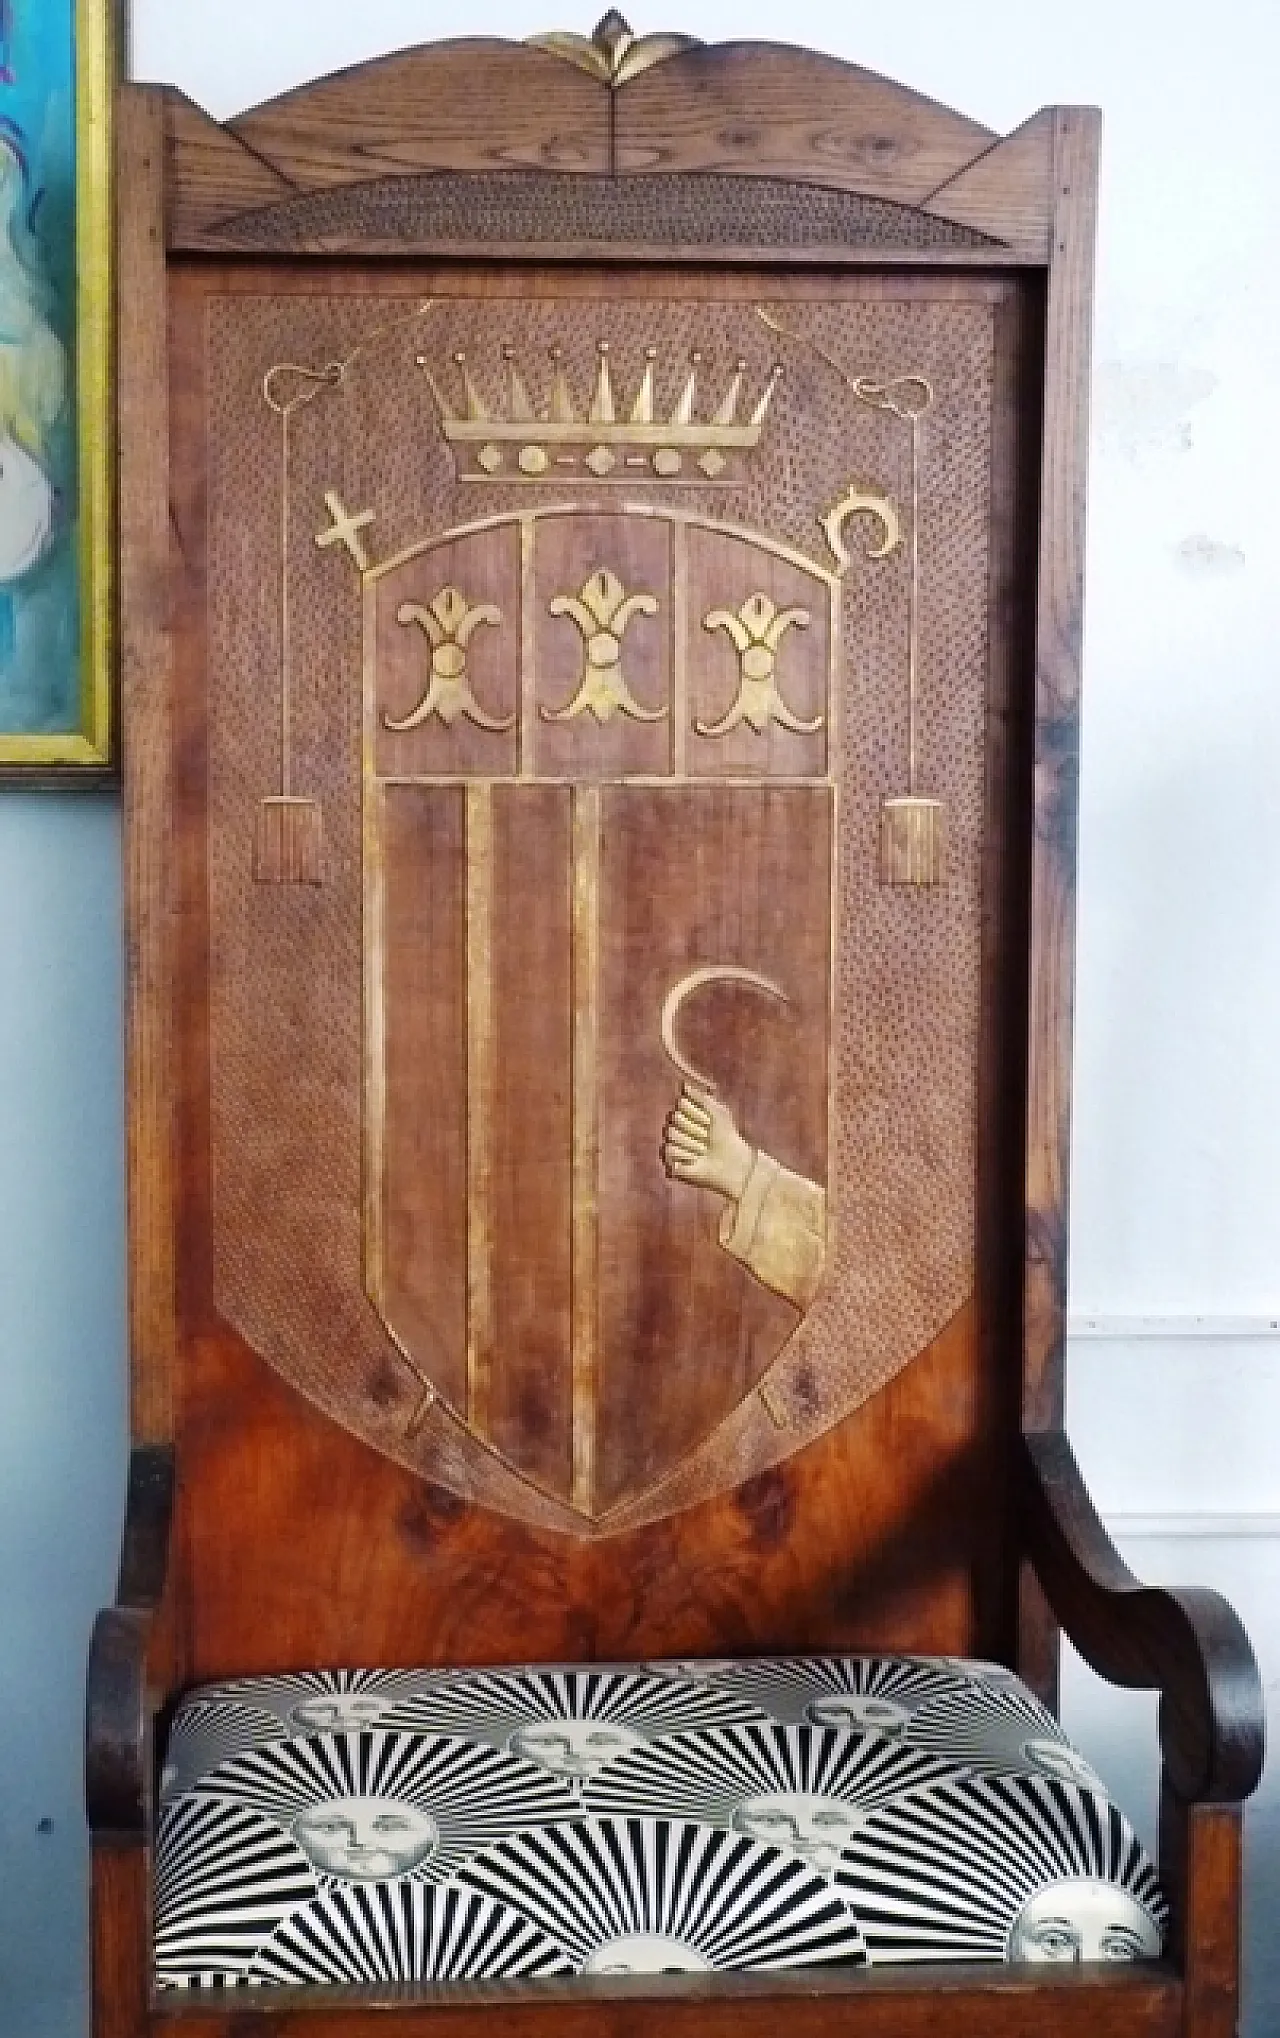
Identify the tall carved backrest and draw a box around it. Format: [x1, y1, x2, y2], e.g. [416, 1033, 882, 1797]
[119, 21, 1098, 1686]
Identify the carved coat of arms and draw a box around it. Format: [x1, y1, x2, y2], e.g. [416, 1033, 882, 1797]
[340, 340, 891, 1520]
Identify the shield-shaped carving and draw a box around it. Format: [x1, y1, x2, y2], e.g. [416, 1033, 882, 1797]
[364, 507, 836, 1519]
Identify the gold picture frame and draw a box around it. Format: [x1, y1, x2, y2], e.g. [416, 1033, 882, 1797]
[0, 0, 115, 774]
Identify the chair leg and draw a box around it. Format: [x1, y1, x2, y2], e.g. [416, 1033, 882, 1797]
[91, 1843, 151, 2038]
[1160, 1786, 1244, 2038]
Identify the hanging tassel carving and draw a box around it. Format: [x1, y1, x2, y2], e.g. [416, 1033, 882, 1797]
[861, 373, 943, 886]
[256, 362, 338, 885]
[758, 310, 944, 888]
[255, 300, 437, 885]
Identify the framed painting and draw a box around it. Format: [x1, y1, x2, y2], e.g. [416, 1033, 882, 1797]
[0, 0, 113, 775]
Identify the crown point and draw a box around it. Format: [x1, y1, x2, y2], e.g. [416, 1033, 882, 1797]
[597, 339, 610, 354]
[453, 350, 466, 364]
[645, 346, 658, 361]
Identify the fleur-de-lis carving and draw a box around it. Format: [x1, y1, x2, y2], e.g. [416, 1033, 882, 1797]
[699, 593, 819, 737]
[543, 567, 665, 724]
[387, 586, 511, 732]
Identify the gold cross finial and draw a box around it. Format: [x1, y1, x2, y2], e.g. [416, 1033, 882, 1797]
[315, 490, 376, 572]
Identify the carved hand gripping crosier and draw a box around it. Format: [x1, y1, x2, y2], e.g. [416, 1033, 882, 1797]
[659, 968, 827, 1313]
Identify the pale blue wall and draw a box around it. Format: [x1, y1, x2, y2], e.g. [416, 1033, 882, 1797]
[0, 797, 127, 2036]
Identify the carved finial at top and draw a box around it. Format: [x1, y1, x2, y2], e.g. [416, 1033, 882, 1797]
[593, 10, 636, 71]
[528, 11, 700, 86]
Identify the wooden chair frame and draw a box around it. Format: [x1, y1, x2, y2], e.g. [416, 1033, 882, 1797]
[88, 21, 1264, 2038]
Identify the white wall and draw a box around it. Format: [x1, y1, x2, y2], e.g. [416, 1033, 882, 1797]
[0, 2, 1276, 2033]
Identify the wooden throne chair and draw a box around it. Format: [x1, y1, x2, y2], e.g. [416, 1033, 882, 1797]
[89, 16, 1265, 2036]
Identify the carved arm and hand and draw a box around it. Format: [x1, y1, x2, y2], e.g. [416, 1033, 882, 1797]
[1021, 1431, 1265, 1805]
[86, 1445, 177, 1840]
[662, 1084, 826, 1311]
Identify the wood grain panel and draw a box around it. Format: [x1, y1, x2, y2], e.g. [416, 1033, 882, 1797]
[1022, 110, 1102, 1431]
[922, 110, 1056, 259]
[230, 43, 611, 187]
[118, 88, 176, 1441]
[165, 90, 297, 245]
[613, 44, 993, 198]
[979, 284, 1048, 1693]
[487, 786, 575, 1498]
[91, 1846, 151, 2038]
[378, 786, 468, 1416]
[595, 784, 832, 1515]
[148, 1967, 1180, 2038]
[1160, 1795, 1243, 2038]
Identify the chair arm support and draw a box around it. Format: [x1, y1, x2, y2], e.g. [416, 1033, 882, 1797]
[1020, 1431, 1265, 1805]
[86, 1444, 177, 1838]
[87, 1606, 154, 1835]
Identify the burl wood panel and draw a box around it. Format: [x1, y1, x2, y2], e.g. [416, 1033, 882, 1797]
[180, 1299, 999, 1679]
[191, 271, 998, 1534]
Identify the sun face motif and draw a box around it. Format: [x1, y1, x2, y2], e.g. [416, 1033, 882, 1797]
[804, 1694, 912, 1738]
[731, 1791, 864, 1874]
[583, 1933, 714, 1974]
[291, 1796, 439, 1881]
[509, 1720, 646, 1779]
[1007, 1881, 1163, 1964]
[289, 1694, 392, 1734]
[1019, 1737, 1102, 1790]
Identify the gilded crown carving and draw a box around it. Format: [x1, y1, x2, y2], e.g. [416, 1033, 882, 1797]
[418, 340, 782, 486]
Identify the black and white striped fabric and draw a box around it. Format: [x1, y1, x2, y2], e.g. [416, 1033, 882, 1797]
[154, 1656, 1166, 1990]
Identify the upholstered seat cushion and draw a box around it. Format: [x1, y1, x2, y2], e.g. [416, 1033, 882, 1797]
[154, 1656, 1167, 1989]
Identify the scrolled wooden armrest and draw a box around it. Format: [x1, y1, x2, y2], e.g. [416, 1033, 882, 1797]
[1021, 1430, 1264, 1805]
[86, 1444, 177, 1838]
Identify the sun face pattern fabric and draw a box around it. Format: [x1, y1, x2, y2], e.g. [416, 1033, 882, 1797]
[154, 1657, 1166, 1990]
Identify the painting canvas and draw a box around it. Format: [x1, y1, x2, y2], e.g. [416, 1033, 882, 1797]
[0, 0, 112, 770]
